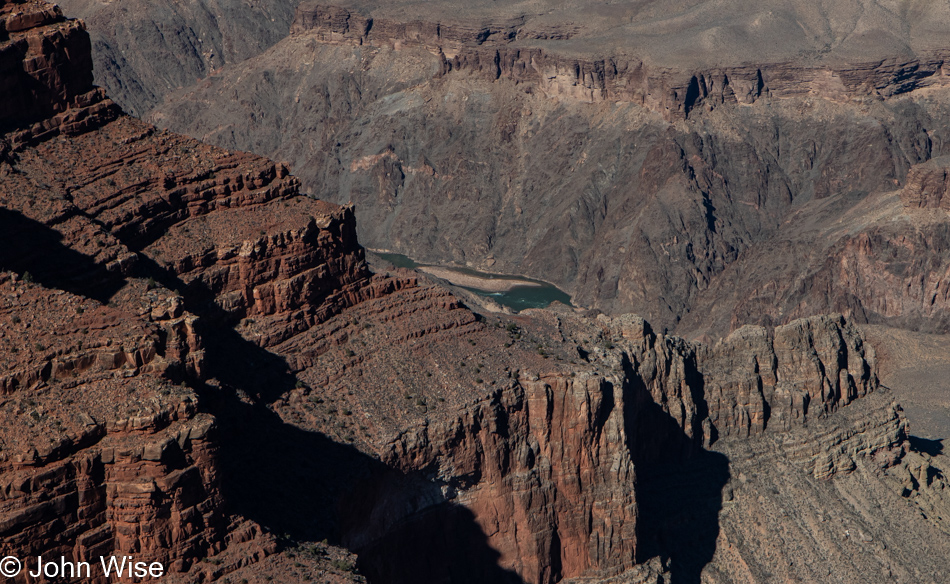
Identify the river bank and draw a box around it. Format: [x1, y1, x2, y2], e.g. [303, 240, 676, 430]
[370, 251, 573, 312]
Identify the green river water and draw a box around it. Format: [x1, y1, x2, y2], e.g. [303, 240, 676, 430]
[373, 252, 573, 312]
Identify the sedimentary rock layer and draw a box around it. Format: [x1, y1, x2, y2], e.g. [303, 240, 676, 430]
[3, 3, 950, 584]
[143, 1, 950, 337]
[291, 2, 950, 120]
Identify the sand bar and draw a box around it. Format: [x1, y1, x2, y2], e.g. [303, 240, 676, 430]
[418, 266, 542, 292]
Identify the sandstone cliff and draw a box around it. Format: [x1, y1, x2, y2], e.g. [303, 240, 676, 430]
[290, 2, 950, 121]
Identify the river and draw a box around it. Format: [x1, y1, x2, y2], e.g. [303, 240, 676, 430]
[372, 252, 573, 312]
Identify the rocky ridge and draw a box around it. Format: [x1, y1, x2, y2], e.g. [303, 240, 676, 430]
[56, 0, 304, 117]
[291, 2, 950, 121]
[1, 2, 949, 583]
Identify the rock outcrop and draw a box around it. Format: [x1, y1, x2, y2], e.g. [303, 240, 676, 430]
[0, 4, 368, 581]
[290, 2, 950, 120]
[902, 157, 950, 211]
[0, 0, 119, 137]
[0, 272, 226, 581]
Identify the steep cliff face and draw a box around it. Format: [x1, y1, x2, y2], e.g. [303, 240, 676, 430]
[0, 273, 227, 582]
[1, 1, 92, 126]
[700, 315, 876, 438]
[314, 304, 948, 584]
[375, 374, 636, 583]
[0, 5, 367, 580]
[902, 156, 950, 211]
[56, 0, 302, 117]
[290, 2, 950, 121]
[0, 0, 119, 136]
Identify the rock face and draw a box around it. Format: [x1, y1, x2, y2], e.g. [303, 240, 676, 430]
[138, 0, 950, 338]
[700, 315, 876, 439]
[2, 3, 950, 584]
[0, 272, 227, 580]
[902, 157, 950, 211]
[0, 4, 366, 581]
[56, 0, 303, 117]
[376, 374, 637, 583]
[0, 0, 118, 134]
[290, 2, 950, 121]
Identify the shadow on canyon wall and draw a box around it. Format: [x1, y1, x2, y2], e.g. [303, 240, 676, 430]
[623, 350, 731, 584]
[0, 208, 125, 302]
[909, 436, 944, 457]
[0, 204, 522, 583]
[0, 204, 728, 583]
[124, 247, 525, 583]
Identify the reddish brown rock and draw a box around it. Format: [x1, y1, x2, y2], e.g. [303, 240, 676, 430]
[378, 373, 637, 583]
[0, 273, 225, 583]
[902, 157, 950, 210]
[0, 0, 119, 136]
[2, 3, 949, 584]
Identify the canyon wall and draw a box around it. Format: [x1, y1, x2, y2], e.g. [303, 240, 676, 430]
[143, 1, 950, 337]
[291, 2, 950, 120]
[56, 0, 303, 116]
[2, 3, 950, 584]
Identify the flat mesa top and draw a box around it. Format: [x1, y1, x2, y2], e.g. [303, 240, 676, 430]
[307, 0, 950, 68]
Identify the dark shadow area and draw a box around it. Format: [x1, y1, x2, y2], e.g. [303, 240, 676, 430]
[622, 351, 730, 584]
[193, 377, 525, 584]
[354, 503, 524, 584]
[910, 436, 944, 457]
[682, 75, 703, 117]
[0, 208, 126, 302]
[128, 251, 300, 401]
[123, 253, 524, 583]
[635, 451, 730, 584]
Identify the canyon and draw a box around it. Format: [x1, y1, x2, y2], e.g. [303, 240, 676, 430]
[1, 0, 949, 583]
[65, 0, 950, 340]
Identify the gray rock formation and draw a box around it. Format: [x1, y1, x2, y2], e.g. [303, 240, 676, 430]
[57, 0, 302, 116]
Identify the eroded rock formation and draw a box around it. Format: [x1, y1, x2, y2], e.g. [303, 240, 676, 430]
[132, 0, 950, 339]
[1, 3, 949, 584]
[291, 2, 950, 120]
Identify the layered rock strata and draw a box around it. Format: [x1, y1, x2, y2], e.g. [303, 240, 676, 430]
[2, 3, 950, 584]
[0, 0, 119, 137]
[0, 5, 367, 581]
[0, 272, 226, 581]
[290, 2, 950, 120]
[144, 1, 950, 338]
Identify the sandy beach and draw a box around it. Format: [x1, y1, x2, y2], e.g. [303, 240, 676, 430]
[418, 266, 542, 292]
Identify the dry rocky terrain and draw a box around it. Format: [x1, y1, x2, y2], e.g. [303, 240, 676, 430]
[88, 0, 950, 341]
[1, 1, 949, 583]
